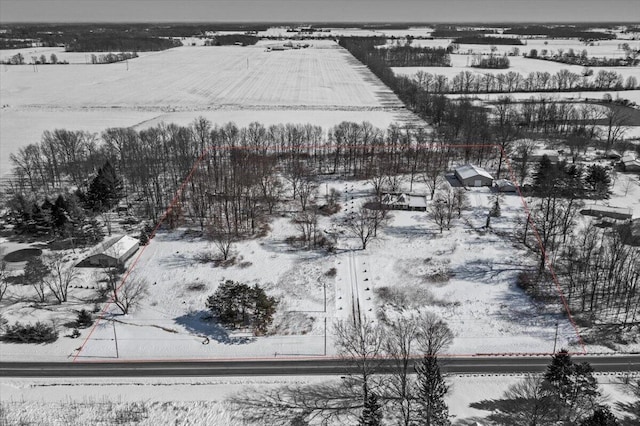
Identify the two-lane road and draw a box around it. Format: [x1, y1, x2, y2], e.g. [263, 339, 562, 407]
[1, 355, 638, 378]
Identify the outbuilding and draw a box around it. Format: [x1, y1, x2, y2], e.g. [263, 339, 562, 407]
[454, 164, 494, 187]
[494, 179, 518, 192]
[580, 205, 633, 221]
[78, 235, 139, 267]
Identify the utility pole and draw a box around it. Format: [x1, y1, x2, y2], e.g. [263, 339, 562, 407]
[113, 320, 119, 359]
[324, 317, 327, 356]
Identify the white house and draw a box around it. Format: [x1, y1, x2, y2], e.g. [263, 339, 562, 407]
[380, 193, 428, 211]
[454, 164, 494, 187]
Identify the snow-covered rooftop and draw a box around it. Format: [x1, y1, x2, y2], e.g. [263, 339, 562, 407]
[98, 235, 139, 260]
[455, 164, 494, 180]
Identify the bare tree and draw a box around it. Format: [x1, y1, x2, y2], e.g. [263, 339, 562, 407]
[43, 254, 78, 303]
[416, 311, 455, 357]
[293, 207, 319, 249]
[0, 249, 8, 302]
[429, 188, 457, 233]
[334, 318, 385, 421]
[206, 222, 235, 261]
[383, 313, 422, 426]
[106, 273, 149, 315]
[343, 203, 388, 250]
[24, 256, 49, 303]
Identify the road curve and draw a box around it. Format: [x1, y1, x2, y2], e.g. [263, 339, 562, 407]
[1, 356, 638, 378]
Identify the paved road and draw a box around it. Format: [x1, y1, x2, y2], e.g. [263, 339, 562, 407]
[1, 355, 638, 378]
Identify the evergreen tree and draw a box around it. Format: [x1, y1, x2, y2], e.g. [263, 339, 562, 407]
[52, 194, 69, 232]
[544, 349, 600, 422]
[585, 164, 612, 198]
[580, 405, 619, 426]
[415, 356, 451, 426]
[359, 391, 383, 426]
[87, 161, 124, 212]
[206, 281, 277, 335]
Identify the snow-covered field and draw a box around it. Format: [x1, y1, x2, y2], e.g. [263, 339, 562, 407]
[1, 41, 397, 108]
[1, 374, 636, 425]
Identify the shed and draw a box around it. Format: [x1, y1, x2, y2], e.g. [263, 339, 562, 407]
[380, 193, 428, 211]
[580, 205, 633, 221]
[454, 164, 494, 187]
[494, 179, 518, 192]
[622, 156, 640, 172]
[78, 235, 139, 267]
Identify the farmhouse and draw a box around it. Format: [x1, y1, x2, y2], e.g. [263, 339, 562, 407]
[380, 193, 428, 211]
[454, 164, 494, 187]
[580, 205, 633, 221]
[77, 235, 139, 267]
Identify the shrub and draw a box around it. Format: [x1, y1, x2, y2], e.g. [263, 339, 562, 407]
[76, 309, 93, 328]
[2, 321, 58, 343]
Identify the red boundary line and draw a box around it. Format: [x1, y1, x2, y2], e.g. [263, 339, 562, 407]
[72, 143, 587, 363]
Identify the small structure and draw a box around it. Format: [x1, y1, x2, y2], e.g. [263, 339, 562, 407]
[604, 149, 622, 160]
[380, 193, 428, 211]
[454, 164, 494, 187]
[580, 205, 633, 221]
[78, 235, 139, 267]
[621, 155, 640, 172]
[494, 179, 518, 192]
[530, 149, 560, 163]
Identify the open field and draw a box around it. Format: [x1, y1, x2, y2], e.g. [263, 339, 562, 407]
[1, 41, 398, 108]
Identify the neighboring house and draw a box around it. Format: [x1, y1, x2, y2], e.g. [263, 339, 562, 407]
[580, 205, 633, 221]
[77, 235, 139, 267]
[454, 164, 494, 187]
[494, 179, 518, 192]
[380, 193, 428, 211]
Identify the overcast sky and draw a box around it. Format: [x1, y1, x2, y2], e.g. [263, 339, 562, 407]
[1, 0, 638, 23]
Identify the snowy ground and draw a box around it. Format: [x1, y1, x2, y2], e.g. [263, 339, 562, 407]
[1, 374, 637, 425]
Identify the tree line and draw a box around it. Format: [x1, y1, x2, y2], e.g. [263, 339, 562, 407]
[413, 69, 637, 95]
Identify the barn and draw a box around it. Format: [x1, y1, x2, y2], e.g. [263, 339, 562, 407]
[78, 235, 139, 267]
[454, 164, 494, 187]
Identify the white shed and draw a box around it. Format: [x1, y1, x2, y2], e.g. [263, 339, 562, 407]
[78, 235, 139, 267]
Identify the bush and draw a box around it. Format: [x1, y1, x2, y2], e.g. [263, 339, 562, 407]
[76, 309, 93, 328]
[2, 321, 58, 343]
